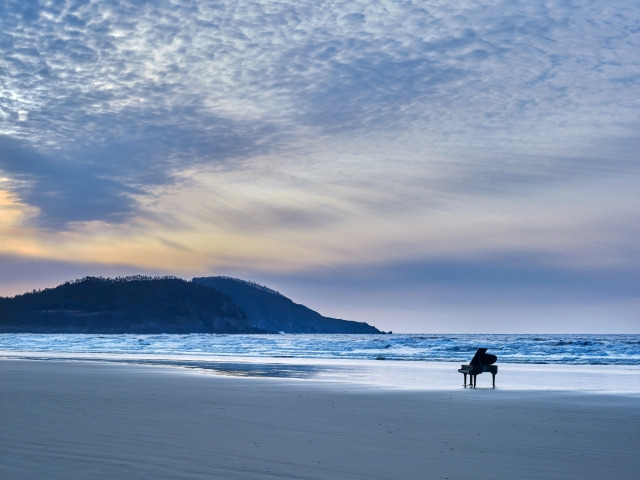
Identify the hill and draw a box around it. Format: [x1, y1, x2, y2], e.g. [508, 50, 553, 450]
[193, 276, 381, 334]
[0, 275, 381, 334]
[0, 276, 258, 334]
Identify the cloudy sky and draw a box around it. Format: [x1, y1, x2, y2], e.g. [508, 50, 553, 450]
[1, 0, 639, 333]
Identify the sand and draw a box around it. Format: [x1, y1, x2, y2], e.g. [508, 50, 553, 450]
[1, 359, 639, 479]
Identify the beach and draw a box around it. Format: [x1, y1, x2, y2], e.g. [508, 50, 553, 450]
[1, 359, 639, 479]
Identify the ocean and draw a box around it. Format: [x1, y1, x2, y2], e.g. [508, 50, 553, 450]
[1, 333, 638, 365]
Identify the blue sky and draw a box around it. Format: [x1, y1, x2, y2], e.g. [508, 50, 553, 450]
[1, 0, 638, 333]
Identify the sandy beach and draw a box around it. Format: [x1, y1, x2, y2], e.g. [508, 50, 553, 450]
[1, 359, 639, 479]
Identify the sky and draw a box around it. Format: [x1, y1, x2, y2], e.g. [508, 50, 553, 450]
[1, 0, 639, 333]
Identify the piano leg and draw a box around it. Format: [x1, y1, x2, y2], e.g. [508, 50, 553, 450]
[462, 373, 467, 386]
[492, 372, 496, 388]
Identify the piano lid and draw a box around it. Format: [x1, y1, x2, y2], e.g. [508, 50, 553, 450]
[469, 347, 497, 366]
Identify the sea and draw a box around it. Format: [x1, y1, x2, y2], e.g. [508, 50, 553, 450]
[1, 333, 638, 365]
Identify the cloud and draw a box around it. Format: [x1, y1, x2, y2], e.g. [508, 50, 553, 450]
[0, 136, 138, 227]
[4, 0, 638, 144]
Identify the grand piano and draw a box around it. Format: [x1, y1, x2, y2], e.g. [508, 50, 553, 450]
[458, 348, 498, 387]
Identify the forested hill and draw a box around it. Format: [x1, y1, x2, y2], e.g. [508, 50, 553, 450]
[0, 276, 255, 334]
[0, 276, 381, 334]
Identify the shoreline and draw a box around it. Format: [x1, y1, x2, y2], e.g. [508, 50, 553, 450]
[2, 353, 640, 395]
[1, 359, 639, 479]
